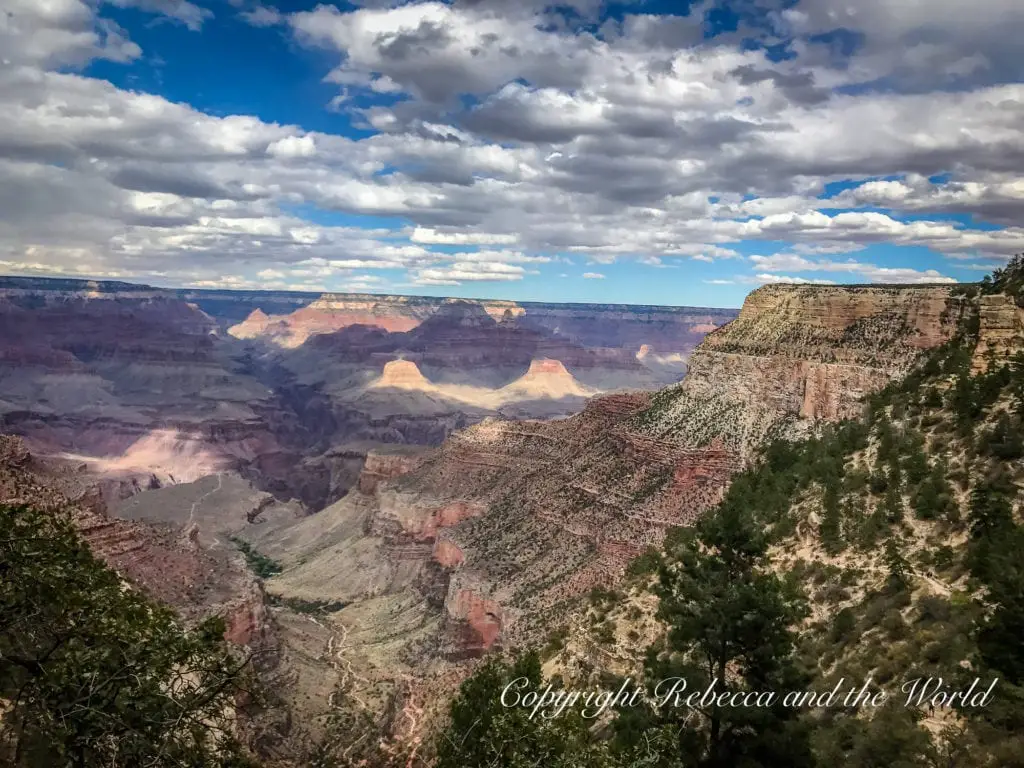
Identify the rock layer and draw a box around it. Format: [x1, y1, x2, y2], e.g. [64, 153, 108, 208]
[640, 284, 965, 456]
[243, 283, 966, 740]
[973, 293, 1024, 371]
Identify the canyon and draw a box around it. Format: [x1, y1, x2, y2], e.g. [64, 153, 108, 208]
[0, 275, 968, 760]
[0, 276, 733, 512]
[236, 283, 962, 721]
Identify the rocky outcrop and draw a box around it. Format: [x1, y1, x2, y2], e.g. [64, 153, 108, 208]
[229, 296, 433, 348]
[0, 276, 733, 518]
[207, 282, 971, 748]
[373, 359, 434, 390]
[291, 285, 959, 652]
[637, 284, 964, 456]
[973, 293, 1024, 372]
[498, 358, 594, 400]
[357, 449, 429, 495]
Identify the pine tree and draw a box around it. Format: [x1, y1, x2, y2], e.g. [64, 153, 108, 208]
[649, 501, 815, 768]
[435, 651, 611, 768]
[820, 483, 844, 555]
[884, 535, 910, 592]
[883, 482, 904, 524]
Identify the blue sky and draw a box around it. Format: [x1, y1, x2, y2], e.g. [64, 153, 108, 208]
[2, 0, 1023, 308]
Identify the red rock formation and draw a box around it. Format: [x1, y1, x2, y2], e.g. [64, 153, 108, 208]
[433, 539, 465, 568]
[374, 359, 433, 389]
[357, 450, 428, 495]
[445, 587, 504, 654]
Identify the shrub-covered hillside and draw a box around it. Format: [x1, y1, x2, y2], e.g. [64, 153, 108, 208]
[422, 259, 1024, 767]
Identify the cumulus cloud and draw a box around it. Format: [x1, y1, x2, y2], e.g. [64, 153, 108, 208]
[410, 227, 519, 245]
[749, 252, 958, 284]
[1, 0, 1023, 293]
[267, 135, 317, 158]
[582, 272, 605, 279]
[413, 262, 527, 284]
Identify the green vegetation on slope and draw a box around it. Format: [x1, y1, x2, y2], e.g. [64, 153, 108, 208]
[0, 504, 258, 767]
[433, 262, 1024, 767]
[229, 535, 284, 578]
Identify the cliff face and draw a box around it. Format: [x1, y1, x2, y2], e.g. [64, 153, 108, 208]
[973, 293, 1024, 371]
[0, 276, 735, 513]
[0, 435, 265, 638]
[637, 284, 964, 456]
[229, 292, 735, 368]
[229, 295, 439, 347]
[0, 287, 323, 509]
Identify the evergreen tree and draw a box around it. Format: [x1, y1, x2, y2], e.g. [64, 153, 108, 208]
[902, 432, 929, 486]
[884, 535, 910, 592]
[912, 460, 954, 521]
[981, 413, 1024, 460]
[646, 500, 814, 768]
[883, 482, 904, 524]
[435, 651, 611, 768]
[0, 504, 257, 767]
[820, 483, 844, 555]
[968, 476, 1015, 543]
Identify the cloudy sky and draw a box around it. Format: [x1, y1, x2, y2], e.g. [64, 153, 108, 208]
[2, 0, 1023, 306]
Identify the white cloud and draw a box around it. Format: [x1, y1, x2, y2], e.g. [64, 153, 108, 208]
[1, 0, 1023, 294]
[413, 262, 527, 285]
[267, 135, 317, 159]
[749, 252, 957, 284]
[239, 5, 282, 28]
[105, 0, 213, 32]
[583, 272, 605, 279]
[410, 227, 518, 246]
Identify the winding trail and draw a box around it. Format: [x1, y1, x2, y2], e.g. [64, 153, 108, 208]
[187, 472, 223, 527]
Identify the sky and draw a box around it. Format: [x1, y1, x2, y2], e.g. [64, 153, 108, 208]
[1, 0, 1023, 308]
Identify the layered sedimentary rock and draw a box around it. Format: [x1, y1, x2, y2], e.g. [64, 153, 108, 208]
[230, 295, 437, 347]
[0, 276, 734, 516]
[2, 276, 972, 751]
[229, 292, 734, 373]
[973, 293, 1024, 371]
[0, 435, 264, 637]
[0, 288, 323, 509]
[638, 284, 965, 456]
[357, 448, 430, 495]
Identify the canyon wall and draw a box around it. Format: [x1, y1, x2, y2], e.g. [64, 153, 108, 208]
[637, 284, 964, 456]
[1, 277, 970, 753]
[973, 293, 1024, 371]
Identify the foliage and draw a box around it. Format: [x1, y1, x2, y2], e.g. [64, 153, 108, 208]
[434, 651, 614, 768]
[0, 504, 257, 767]
[229, 536, 283, 579]
[641, 497, 815, 768]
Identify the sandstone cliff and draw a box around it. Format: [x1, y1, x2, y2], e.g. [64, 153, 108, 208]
[634, 284, 965, 457]
[0, 277, 734, 515]
[973, 292, 1024, 371]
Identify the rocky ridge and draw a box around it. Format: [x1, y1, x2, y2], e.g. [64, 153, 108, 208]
[973, 291, 1024, 371]
[633, 284, 965, 457]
